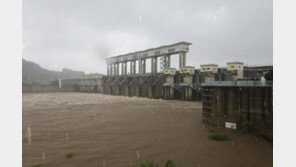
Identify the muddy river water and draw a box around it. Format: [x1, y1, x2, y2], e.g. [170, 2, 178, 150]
[23, 92, 272, 167]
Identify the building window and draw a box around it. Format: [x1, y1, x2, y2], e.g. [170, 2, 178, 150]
[231, 66, 234, 68]
[207, 68, 210, 70]
[202, 68, 205, 70]
[168, 48, 175, 53]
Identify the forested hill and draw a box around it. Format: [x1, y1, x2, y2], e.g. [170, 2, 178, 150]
[22, 59, 87, 84]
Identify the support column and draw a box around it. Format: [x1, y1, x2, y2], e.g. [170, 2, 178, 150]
[130, 61, 133, 75]
[179, 52, 183, 68]
[107, 64, 110, 76]
[151, 58, 154, 73]
[133, 61, 136, 75]
[112, 64, 115, 76]
[165, 75, 175, 100]
[116, 63, 119, 76]
[124, 62, 127, 75]
[183, 53, 186, 66]
[121, 62, 124, 75]
[138, 59, 142, 75]
[143, 59, 146, 74]
[114, 63, 117, 76]
[163, 55, 167, 68]
[167, 55, 171, 68]
[109, 64, 111, 75]
[155, 57, 158, 73]
[113, 64, 115, 76]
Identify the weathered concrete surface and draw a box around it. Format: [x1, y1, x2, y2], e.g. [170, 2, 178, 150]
[202, 86, 273, 140]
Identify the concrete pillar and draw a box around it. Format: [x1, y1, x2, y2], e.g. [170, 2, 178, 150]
[167, 55, 171, 68]
[133, 61, 136, 75]
[143, 59, 146, 74]
[183, 75, 193, 101]
[117, 63, 120, 75]
[113, 64, 115, 76]
[155, 57, 158, 73]
[121, 62, 124, 75]
[186, 86, 192, 101]
[124, 62, 127, 75]
[183, 53, 186, 66]
[130, 61, 133, 75]
[179, 52, 183, 68]
[164, 56, 167, 68]
[148, 86, 153, 98]
[112, 64, 115, 76]
[165, 75, 175, 100]
[107, 64, 110, 76]
[151, 58, 154, 73]
[125, 86, 129, 96]
[115, 63, 117, 76]
[115, 63, 118, 76]
[139, 59, 142, 75]
[114, 63, 116, 76]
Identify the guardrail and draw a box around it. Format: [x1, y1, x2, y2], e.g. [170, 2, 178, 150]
[202, 81, 273, 87]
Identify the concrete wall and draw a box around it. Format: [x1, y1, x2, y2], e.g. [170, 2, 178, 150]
[202, 86, 273, 140]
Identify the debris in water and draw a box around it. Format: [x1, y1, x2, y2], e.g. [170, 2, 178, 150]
[27, 127, 31, 145]
[136, 150, 140, 160]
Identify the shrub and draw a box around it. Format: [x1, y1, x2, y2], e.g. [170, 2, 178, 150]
[209, 129, 215, 133]
[31, 163, 44, 167]
[165, 159, 177, 167]
[140, 159, 177, 167]
[264, 68, 273, 81]
[140, 161, 160, 167]
[208, 134, 231, 141]
[66, 152, 75, 158]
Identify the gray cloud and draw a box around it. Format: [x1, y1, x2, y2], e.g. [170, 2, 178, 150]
[23, 0, 272, 74]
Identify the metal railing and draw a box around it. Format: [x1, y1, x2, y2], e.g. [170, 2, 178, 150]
[202, 81, 273, 87]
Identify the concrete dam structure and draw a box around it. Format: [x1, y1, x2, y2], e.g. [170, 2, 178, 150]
[23, 41, 273, 102]
[102, 41, 200, 100]
[22, 41, 273, 140]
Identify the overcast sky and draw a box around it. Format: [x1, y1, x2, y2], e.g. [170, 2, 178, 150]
[23, 0, 272, 74]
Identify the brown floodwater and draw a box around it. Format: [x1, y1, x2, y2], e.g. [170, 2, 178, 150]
[22, 92, 272, 167]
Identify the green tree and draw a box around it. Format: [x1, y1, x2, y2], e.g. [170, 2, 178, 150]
[264, 68, 273, 81]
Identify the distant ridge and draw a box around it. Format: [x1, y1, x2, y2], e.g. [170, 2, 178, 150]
[22, 59, 100, 84]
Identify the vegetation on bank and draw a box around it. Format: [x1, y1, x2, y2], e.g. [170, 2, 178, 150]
[31, 163, 44, 167]
[140, 159, 178, 167]
[264, 67, 273, 81]
[66, 152, 75, 158]
[208, 134, 231, 141]
[22, 59, 103, 84]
